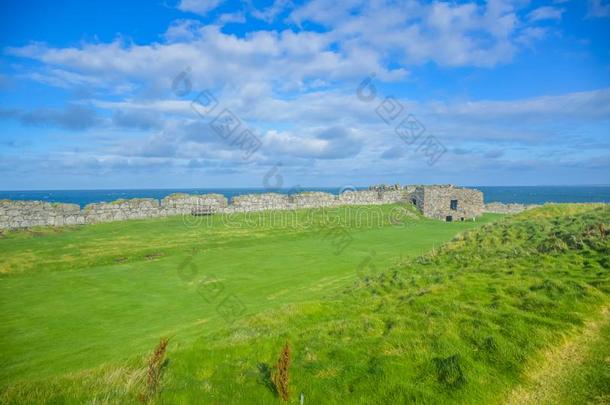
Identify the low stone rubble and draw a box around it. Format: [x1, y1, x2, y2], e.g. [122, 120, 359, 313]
[484, 202, 539, 214]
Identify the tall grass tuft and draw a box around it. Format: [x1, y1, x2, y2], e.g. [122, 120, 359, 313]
[272, 341, 292, 401]
[140, 337, 169, 403]
[434, 354, 466, 389]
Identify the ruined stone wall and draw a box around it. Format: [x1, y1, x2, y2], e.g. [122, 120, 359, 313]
[0, 194, 230, 229]
[160, 193, 228, 215]
[81, 195, 229, 224]
[228, 193, 291, 212]
[338, 190, 383, 205]
[0, 200, 84, 228]
[291, 192, 338, 208]
[0, 185, 487, 229]
[82, 199, 161, 224]
[420, 186, 484, 221]
[484, 202, 538, 214]
[378, 190, 407, 203]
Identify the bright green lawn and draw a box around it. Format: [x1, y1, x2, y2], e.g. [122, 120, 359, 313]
[150, 204, 609, 405]
[0, 204, 495, 385]
[2, 204, 608, 404]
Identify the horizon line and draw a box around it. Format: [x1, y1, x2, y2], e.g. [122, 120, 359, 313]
[1, 184, 610, 192]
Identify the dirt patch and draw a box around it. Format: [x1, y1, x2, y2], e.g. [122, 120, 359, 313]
[145, 252, 165, 261]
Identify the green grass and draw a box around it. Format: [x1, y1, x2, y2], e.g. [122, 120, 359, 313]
[1, 203, 609, 404]
[158, 203, 609, 405]
[0, 204, 494, 386]
[506, 306, 610, 404]
[555, 317, 610, 404]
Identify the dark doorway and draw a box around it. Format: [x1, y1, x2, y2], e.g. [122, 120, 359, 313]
[446, 216, 453, 222]
[411, 198, 417, 205]
[450, 199, 458, 210]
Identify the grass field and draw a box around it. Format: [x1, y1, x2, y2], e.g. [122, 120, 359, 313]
[0, 204, 494, 386]
[1, 203, 609, 404]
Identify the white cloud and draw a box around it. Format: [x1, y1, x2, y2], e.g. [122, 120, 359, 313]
[424, 88, 610, 121]
[65, 86, 610, 175]
[4, 0, 607, 187]
[516, 27, 548, 46]
[177, 0, 224, 15]
[289, 0, 528, 67]
[7, 26, 403, 97]
[527, 6, 564, 22]
[164, 19, 205, 42]
[217, 11, 246, 24]
[264, 127, 363, 159]
[0, 104, 100, 130]
[250, 0, 292, 22]
[6, 0, 552, 101]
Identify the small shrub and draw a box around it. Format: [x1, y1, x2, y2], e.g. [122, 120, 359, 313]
[140, 337, 169, 403]
[271, 341, 292, 401]
[537, 236, 568, 253]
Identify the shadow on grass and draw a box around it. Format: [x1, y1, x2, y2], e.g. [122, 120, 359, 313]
[257, 362, 277, 396]
[434, 354, 466, 389]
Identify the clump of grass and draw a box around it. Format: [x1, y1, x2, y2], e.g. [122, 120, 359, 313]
[271, 341, 292, 401]
[434, 354, 466, 389]
[139, 337, 169, 403]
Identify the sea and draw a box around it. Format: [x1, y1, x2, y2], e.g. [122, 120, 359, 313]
[0, 186, 609, 208]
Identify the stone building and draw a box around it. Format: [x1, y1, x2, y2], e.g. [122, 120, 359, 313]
[408, 185, 484, 221]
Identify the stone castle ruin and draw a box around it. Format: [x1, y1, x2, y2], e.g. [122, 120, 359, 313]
[0, 184, 522, 230]
[406, 185, 484, 222]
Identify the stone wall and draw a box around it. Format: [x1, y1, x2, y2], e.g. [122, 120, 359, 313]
[378, 190, 407, 203]
[160, 193, 228, 215]
[82, 199, 160, 224]
[0, 185, 488, 229]
[291, 192, 338, 208]
[338, 190, 383, 205]
[484, 202, 538, 214]
[0, 200, 84, 228]
[0, 193, 231, 229]
[229, 193, 291, 212]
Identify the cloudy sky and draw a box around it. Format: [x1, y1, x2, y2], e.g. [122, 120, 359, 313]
[1, 0, 609, 189]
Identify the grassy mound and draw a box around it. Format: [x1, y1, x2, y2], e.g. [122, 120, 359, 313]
[1, 204, 609, 403]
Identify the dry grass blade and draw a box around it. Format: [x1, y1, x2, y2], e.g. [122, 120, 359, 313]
[139, 337, 169, 403]
[272, 341, 292, 401]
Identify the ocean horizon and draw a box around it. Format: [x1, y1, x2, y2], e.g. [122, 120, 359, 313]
[1, 185, 609, 207]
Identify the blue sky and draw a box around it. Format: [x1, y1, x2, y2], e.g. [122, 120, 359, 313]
[1, 0, 609, 189]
